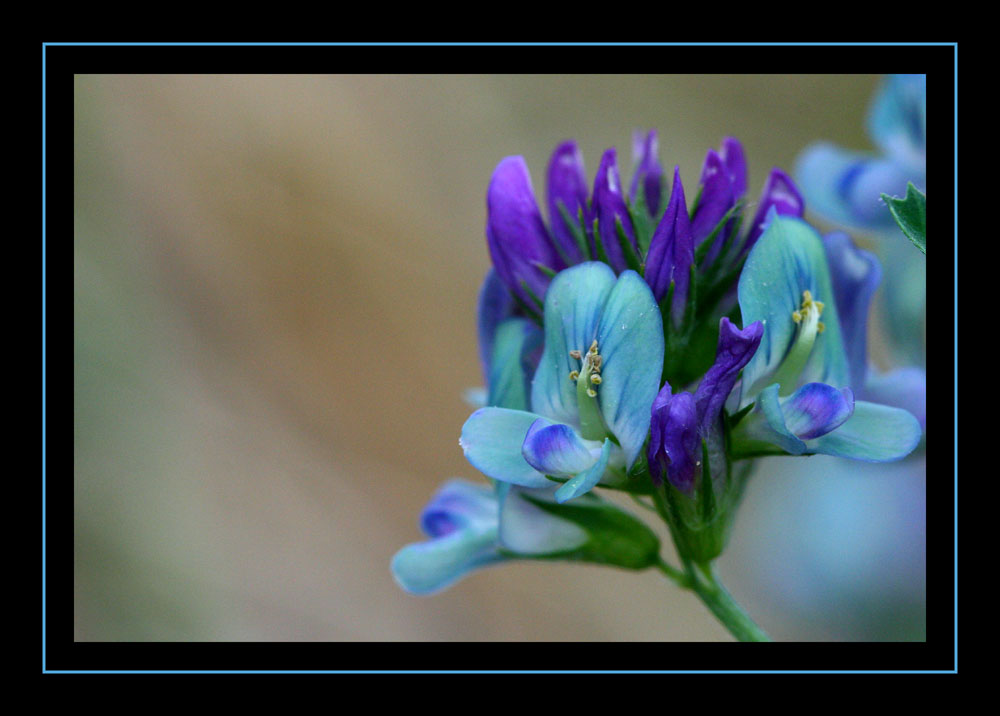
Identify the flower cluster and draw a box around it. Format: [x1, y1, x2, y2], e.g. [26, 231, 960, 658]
[392, 129, 923, 610]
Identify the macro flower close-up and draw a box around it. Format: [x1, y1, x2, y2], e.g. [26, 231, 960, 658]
[65, 66, 948, 661]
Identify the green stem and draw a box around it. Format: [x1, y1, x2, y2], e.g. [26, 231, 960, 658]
[684, 562, 771, 642]
[650, 486, 771, 642]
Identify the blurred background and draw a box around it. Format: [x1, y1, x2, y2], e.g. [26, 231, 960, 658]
[73, 74, 925, 642]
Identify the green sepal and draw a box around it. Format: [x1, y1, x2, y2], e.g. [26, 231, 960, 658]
[693, 201, 745, 268]
[556, 201, 594, 262]
[614, 216, 643, 273]
[518, 279, 545, 312]
[505, 492, 661, 570]
[625, 194, 655, 259]
[882, 182, 926, 254]
[698, 439, 716, 522]
[592, 218, 612, 266]
[536, 263, 558, 280]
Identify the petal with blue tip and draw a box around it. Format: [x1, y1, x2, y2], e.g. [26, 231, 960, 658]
[867, 74, 926, 174]
[391, 480, 503, 595]
[555, 438, 612, 503]
[779, 382, 855, 440]
[530, 261, 617, 426]
[595, 270, 665, 469]
[460, 408, 553, 488]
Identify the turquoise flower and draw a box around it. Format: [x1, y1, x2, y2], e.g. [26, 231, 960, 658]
[732, 212, 921, 461]
[460, 261, 663, 503]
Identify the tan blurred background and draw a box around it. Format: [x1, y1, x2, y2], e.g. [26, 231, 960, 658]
[74, 74, 894, 642]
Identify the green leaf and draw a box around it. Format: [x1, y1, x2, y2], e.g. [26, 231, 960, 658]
[510, 493, 661, 570]
[882, 182, 926, 254]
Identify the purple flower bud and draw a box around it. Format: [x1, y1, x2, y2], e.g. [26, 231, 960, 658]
[591, 148, 638, 273]
[647, 382, 700, 493]
[630, 129, 665, 216]
[694, 317, 764, 431]
[644, 167, 693, 324]
[719, 137, 747, 199]
[691, 148, 737, 244]
[743, 168, 805, 254]
[486, 156, 565, 307]
[546, 140, 590, 265]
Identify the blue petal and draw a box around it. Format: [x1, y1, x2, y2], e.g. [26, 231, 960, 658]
[780, 382, 855, 440]
[595, 270, 665, 469]
[521, 419, 600, 477]
[392, 480, 503, 595]
[808, 400, 922, 461]
[546, 140, 589, 265]
[861, 367, 926, 431]
[823, 232, 882, 389]
[555, 438, 612, 503]
[460, 408, 553, 488]
[487, 317, 543, 411]
[476, 269, 516, 382]
[531, 261, 617, 426]
[497, 483, 589, 554]
[738, 213, 850, 402]
[795, 143, 912, 229]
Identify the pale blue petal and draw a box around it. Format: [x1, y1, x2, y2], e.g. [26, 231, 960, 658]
[555, 438, 612, 503]
[521, 419, 600, 477]
[487, 317, 543, 411]
[391, 529, 502, 595]
[862, 367, 926, 431]
[738, 213, 850, 403]
[460, 408, 553, 488]
[808, 400, 922, 462]
[530, 262, 617, 425]
[594, 270, 664, 468]
[497, 483, 589, 555]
